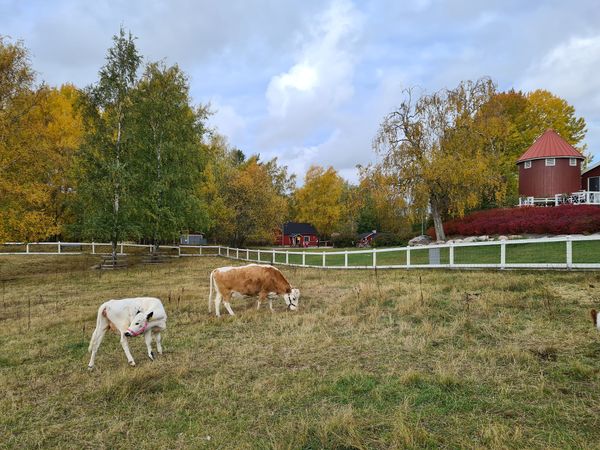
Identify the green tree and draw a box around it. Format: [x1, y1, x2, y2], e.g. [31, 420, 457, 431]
[128, 62, 210, 248]
[76, 28, 142, 262]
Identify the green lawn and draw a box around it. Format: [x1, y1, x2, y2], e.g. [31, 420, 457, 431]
[1, 255, 600, 448]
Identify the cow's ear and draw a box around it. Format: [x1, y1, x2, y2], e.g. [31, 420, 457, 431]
[146, 311, 154, 320]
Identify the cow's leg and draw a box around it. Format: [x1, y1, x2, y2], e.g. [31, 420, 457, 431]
[120, 334, 136, 366]
[214, 290, 223, 317]
[88, 325, 108, 369]
[223, 293, 235, 316]
[155, 331, 163, 355]
[144, 329, 154, 361]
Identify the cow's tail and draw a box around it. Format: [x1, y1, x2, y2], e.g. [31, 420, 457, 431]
[208, 270, 214, 313]
[88, 303, 109, 352]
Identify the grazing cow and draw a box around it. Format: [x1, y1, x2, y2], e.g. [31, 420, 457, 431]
[88, 297, 167, 369]
[591, 309, 600, 330]
[208, 264, 300, 317]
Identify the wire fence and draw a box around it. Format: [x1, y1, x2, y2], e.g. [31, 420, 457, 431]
[1, 235, 600, 270]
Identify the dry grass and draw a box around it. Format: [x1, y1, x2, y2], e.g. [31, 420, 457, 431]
[1, 256, 600, 449]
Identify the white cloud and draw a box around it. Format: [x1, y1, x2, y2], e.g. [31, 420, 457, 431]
[521, 35, 600, 110]
[208, 101, 247, 143]
[262, 0, 363, 145]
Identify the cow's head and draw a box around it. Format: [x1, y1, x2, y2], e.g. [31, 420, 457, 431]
[284, 288, 300, 311]
[124, 311, 153, 337]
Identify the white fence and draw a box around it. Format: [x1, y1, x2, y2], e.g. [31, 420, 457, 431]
[2, 235, 600, 270]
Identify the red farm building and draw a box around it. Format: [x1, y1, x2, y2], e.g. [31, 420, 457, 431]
[582, 161, 600, 192]
[275, 222, 319, 247]
[357, 230, 378, 247]
[515, 129, 600, 206]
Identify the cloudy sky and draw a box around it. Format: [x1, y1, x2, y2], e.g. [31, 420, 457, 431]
[2, 0, 600, 182]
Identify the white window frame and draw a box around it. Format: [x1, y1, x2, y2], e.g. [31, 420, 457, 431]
[524, 161, 532, 169]
[545, 158, 555, 167]
[569, 158, 577, 166]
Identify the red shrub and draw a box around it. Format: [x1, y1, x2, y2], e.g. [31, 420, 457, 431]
[427, 205, 600, 238]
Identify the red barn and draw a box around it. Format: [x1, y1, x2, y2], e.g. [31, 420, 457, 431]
[517, 129, 584, 198]
[275, 222, 319, 247]
[582, 161, 600, 192]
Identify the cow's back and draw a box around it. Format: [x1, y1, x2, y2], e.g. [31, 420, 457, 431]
[214, 264, 291, 296]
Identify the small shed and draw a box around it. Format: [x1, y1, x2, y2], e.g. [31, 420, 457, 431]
[276, 222, 319, 247]
[357, 230, 377, 247]
[180, 233, 206, 245]
[517, 129, 584, 198]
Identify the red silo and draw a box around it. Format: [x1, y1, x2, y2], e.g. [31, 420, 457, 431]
[517, 129, 584, 198]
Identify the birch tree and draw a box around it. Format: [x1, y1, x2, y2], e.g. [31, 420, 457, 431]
[128, 62, 210, 248]
[77, 28, 141, 262]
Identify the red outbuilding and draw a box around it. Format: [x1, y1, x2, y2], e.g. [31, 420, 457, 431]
[517, 129, 584, 198]
[582, 161, 600, 192]
[275, 222, 319, 247]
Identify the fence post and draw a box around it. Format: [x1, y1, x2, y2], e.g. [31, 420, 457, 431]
[286, 251, 289, 265]
[406, 248, 411, 268]
[227, 247, 230, 258]
[344, 251, 348, 268]
[273, 249, 276, 264]
[237, 249, 239, 259]
[199, 246, 202, 256]
[258, 249, 261, 262]
[449, 243, 454, 268]
[58, 241, 61, 254]
[322, 252, 326, 267]
[566, 236, 573, 269]
[246, 249, 249, 260]
[500, 242, 506, 269]
[302, 252, 306, 267]
[120, 243, 124, 255]
[26, 243, 30, 254]
[372, 249, 377, 268]
[178, 246, 181, 257]
[92, 242, 95, 254]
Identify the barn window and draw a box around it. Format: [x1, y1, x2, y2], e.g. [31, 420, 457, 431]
[545, 158, 555, 166]
[524, 161, 532, 169]
[589, 177, 600, 192]
[569, 158, 577, 166]
[304, 236, 309, 243]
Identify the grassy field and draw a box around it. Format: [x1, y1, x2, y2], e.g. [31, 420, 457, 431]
[1, 255, 600, 449]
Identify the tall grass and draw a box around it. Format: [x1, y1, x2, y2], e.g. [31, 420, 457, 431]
[1, 256, 599, 448]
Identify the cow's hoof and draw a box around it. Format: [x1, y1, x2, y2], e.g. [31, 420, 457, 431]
[148, 352, 155, 361]
[87, 365, 94, 370]
[129, 361, 136, 367]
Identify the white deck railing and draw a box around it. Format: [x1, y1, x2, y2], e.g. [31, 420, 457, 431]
[519, 191, 600, 207]
[2, 236, 600, 270]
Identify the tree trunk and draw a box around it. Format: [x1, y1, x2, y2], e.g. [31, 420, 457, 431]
[430, 197, 446, 241]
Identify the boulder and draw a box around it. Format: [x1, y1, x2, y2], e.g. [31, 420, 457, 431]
[408, 235, 432, 246]
[498, 235, 508, 241]
[477, 235, 490, 242]
[463, 236, 478, 243]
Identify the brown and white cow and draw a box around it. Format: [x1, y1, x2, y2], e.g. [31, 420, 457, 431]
[208, 264, 300, 317]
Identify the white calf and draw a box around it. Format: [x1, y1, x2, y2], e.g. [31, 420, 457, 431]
[88, 297, 167, 369]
